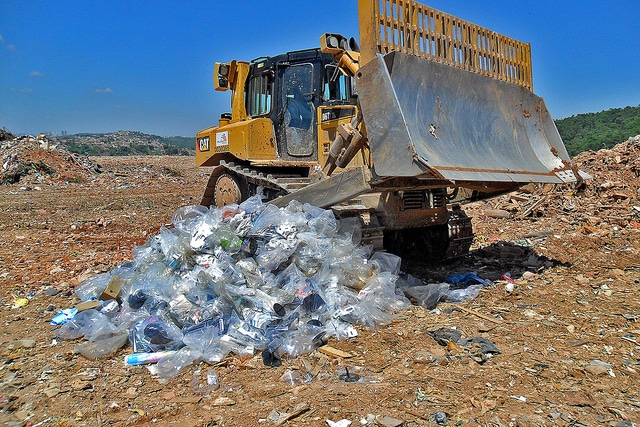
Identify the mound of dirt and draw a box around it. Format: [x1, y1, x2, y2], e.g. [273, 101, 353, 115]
[0, 133, 103, 185]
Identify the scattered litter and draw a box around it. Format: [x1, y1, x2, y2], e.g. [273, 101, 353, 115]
[268, 403, 309, 425]
[50, 308, 78, 325]
[434, 411, 447, 424]
[400, 271, 493, 309]
[191, 368, 219, 393]
[338, 366, 360, 383]
[428, 327, 500, 363]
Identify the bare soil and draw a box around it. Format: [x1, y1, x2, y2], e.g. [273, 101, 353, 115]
[0, 141, 638, 427]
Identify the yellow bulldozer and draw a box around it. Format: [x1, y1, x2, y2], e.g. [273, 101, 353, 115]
[195, 0, 584, 260]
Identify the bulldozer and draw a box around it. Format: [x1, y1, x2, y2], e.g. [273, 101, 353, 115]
[195, 0, 584, 261]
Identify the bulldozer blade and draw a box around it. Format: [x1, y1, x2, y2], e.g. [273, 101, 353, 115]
[269, 166, 371, 209]
[357, 52, 579, 186]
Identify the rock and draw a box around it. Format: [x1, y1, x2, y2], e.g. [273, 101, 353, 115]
[485, 209, 511, 219]
[44, 287, 60, 297]
[42, 387, 61, 398]
[17, 339, 36, 348]
[585, 360, 613, 376]
[211, 397, 236, 406]
[378, 415, 404, 427]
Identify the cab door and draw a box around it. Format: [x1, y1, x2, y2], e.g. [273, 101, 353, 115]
[276, 63, 317, 158]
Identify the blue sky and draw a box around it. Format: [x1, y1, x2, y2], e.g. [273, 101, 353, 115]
[2, 1, 639, 137]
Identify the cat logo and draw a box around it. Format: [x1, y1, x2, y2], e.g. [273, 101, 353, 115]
[197, 136, 210, 152]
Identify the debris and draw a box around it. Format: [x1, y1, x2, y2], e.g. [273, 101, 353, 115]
[44, 287, 60, 297]
[454, 306, 503, 324]
[338, 367, 360, 383]
[434, 411, 447, 424]
[318, 345, 353, 359]
[484, 209, 511, 219]
[428, 328, 462, 346]
[268, 403, 309, 426]
[378, 415, 404, 427]
[192, 368, 219, 393]
[12, 298, 29, 308]
[326, 420, 351, 427]
[124, 351, 177, 366]
[585, 360, 615, 376]
[1, 132, 102, 185]
[211, 396, 235, 406]
[50, 308, 78, 325]
[280, 369, 304, 386]
[428, 327, 500, 363]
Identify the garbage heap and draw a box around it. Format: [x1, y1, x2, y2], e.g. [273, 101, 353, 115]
[54, 197, 412, 379]
[1, 132, 102, 185]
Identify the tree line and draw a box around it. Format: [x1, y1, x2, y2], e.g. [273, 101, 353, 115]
[555, 105, 640, 157]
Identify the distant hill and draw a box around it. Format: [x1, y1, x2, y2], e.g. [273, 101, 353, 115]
[555, 105, 640, 157]
[13, 104, 640, 158]
[55, 130, 195, 156]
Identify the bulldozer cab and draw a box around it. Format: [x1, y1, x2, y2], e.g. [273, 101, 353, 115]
[245, 50, 356, 161]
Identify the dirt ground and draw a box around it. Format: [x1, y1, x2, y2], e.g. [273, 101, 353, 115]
[0, 139, 639, 426]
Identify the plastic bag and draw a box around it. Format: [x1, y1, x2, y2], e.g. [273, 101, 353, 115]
[75, 331, 128, 359]
[129, 316, 183, 353]
[172, 205, 208, 232]
[442, 284, 483, 303]
[404, 283, 450, 309]
[150, 347, 203, 380]
[55, 309, 118, 341]
[192, 368, 220, 393]
[75, 273, 111, 302]
[444, 272, 491, 287]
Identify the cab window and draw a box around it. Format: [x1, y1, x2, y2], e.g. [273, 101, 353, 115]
[323, 65, 352, 102]
[246, 74, 272, 117]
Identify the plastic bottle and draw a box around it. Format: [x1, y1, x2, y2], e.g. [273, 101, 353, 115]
[124, 350, 177, 366]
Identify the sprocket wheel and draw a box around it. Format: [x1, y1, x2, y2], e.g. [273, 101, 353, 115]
[214, 173, 247, 207]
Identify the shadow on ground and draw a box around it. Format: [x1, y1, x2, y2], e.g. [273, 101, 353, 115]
[402, 240, 570, 284]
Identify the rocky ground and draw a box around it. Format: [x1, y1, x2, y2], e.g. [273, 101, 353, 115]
[0, 134, 638, 427]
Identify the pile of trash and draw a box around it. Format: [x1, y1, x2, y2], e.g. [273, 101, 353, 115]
[51, 196, 492, 380]
[468, 134, 640, 227]
[1, 131, 102, 185]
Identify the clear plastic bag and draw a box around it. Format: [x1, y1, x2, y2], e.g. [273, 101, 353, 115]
[442, 284, 483, 303]
[75, 273, 111, 302]
[358, 272, 411, 312]
[192, 368, 220, 393]
[171, 205, 208, 232]
[75, 331, 128, 359]
[403, 283, 450, 309]
[151, 347, 203, 380]
[368, 252, 402, 275]
[334, 301, 395, 329]
[55, 309, 118, 341]
[238, 194, 266, 215]
[129, 316, 183, 353]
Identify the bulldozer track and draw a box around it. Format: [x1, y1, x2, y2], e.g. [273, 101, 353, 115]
[201, 160, 311, 208]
